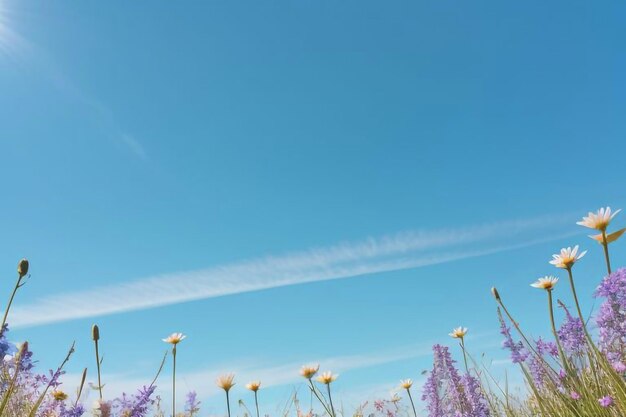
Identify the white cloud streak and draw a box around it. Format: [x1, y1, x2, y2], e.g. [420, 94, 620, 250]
[11, 214, 578, 328]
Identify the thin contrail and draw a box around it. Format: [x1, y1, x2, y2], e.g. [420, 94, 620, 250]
[11, 214, 578, 328]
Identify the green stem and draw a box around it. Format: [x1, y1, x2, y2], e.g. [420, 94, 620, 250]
[173, 346, 177, 417]
[566, 267, 601, 387]
[254, 391, 260, 417]
[94, 339, 103, 400]
[226, 390, 232, 417]
[307, 379, 332, 416]
[406, 389, 417, 417]
[460, 338, 469, 373]
[547, 290, 570, 374]
[1, 275, 23, 334]
[602, 231, 612, 275]
[326, 384, 335, 417]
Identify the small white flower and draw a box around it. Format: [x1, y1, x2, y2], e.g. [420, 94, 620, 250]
[449, 327, 468, 339]
[216, 373, 236, 391]
[531, 276, 559, 290]
[400, 378, 413, 389]
[300, 364, 320, 379]
[577, 207, 621, 231]
[246, 381, 261, 392]
[162, 332, 186, 345]
[549, 245, 586, 269]
[316, 371, 338, 384]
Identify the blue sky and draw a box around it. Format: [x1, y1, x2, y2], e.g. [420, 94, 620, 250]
[1, 0, 626, 414]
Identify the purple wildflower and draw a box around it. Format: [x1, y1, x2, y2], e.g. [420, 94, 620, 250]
[557, 302, 586, 354]
[460, 374, 490, 417]
[599, 396, 613, 407]
[185, 391, 201, 415]
[497, 308, 529, 364]
[612, 361, 626, 373]
[422, 344, 490, 417]
[570, 391, 580, 400]
[595, 268, 626, 361]
[113, 385, 157, 417]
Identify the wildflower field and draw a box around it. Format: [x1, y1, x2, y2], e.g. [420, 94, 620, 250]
[2, 207, 626, 417]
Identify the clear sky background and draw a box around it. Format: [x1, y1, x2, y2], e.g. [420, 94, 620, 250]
[1, 0, 626, 415]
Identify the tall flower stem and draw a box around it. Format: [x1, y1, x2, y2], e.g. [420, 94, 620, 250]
[172, 345, 177, 417]
[225, 390, 232, 417]
[94, 338, 103, 400]
[326, 384, 335, 417]
[405, 388, 417, 417]
[254, 390, 260, 417]
[602, 231, 612, 275]
[1, 275, 25, 334]
[547, 290, 570, 374]
[459, 338, 469, 373]
[92, 325, 103, 400]
[307, 379, 332, 416]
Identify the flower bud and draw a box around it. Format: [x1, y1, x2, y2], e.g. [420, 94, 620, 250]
[491, 287, 501, 301]
[17, 258, 29, 278]
[92, 324, 100, 341]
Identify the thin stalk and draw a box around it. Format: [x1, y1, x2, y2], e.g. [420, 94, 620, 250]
[1, 274, 24, 334]
[326, 384, 335, 417]
[405, 388, 418, 417]
[602, 231, 612, 274]
[172, 345, 177, 417]
[547, 290, 570, 374]
[566, 268, 592, 339]
[460, 338, 469, 373]
[498, 300, 544, 362]
[94, 339, 103, 400]
[28, 342, 76, 417]
[565, 268, 602, 388]
[254, 390, 260, 417]
[307, 379, 332, 416]
[75, 368, 88, 407]
[226, 390, 232, 417]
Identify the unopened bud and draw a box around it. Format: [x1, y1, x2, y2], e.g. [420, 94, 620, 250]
[17, 259, 29, 278]
[92, 324, 100, 341]
[491, 287, 501, 301]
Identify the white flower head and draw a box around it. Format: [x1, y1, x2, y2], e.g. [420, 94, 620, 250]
[577, 207, 621, 231]
[300, 364, 320, 379]
[216, 373, 236, 391]
[246, 381, 261, 392]
[549, 245, 586, 269]
[316, 371, 338, 384]
[449, 327, 468, 339]
[400, 378, 413, 389]
[162, 332, 186, 345]
[531, 276, 559, 291]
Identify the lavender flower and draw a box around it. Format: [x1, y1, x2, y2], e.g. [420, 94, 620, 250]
[599, 396, 614, 408]
[497, 309, 529, 364]
[422, 344, 490, 417]
[557, 302, 586, 355]
[185, 391, 201, 416]
[595, 268, 626, 361]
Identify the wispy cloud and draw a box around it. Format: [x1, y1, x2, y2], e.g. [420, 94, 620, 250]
[11, 214, 578, 328]
[120, 133, 148, 160]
